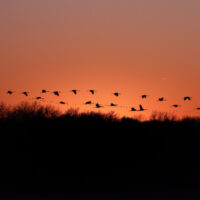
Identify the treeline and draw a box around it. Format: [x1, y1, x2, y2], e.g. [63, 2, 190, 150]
[0, 102, 200, 194]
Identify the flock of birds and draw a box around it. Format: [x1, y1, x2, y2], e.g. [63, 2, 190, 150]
[6, 89, 200, 112]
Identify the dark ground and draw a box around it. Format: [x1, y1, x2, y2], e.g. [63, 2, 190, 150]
[0, 102, 200, 199]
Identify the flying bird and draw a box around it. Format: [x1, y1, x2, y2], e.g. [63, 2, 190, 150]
[95, 103, 103, 108]
[158, 97, 167, 102]
[71, 90, 79, 95]
[85, 101, 92, 105]
[113, 92, 120, 97]
[89, 90, 96, 95]
[139, 104, 145, 111]
[59, 101, 67, 105]
[172, 104, 181, 108]
[53, 91, 60, 96]
[184, 96, 192, 101]
[7, 90, 14, 95]
[141, 95, 148, 99]
[35, 97, 44, 100]
[110, 103, 117, 107]
[41, 89, 49, 94]
[131, 107, 137, 111]
[21, 91, 29, 96]
[196, 107, 200, 110]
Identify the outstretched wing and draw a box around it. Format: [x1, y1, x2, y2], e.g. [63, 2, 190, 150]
[139, 104, 144, 110]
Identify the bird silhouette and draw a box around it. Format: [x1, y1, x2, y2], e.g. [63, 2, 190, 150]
[110, 103, 117, 107]
[89, 90, 96, 95]
[35, 97, 44, 100]
[41, 89, 49, 94]
[85, 101, 92, 105]
[158, 97, 167, 102]
[59, 101, 67, 105]
[95, 103, 103, 108]
[71, 90, 80, 95]
[184, 96, 192, 101]
[139, 104, 146, 111]
[172, 104, 181, 108]
[53, 91, 60, 96]
[21, 91, 29, 96]
[141, 95, 148, 99]
[7, 90, 14, 95]
[196, 107, 200, 110]
[131, 107, 137, 111]
[113, 92, 120, 97]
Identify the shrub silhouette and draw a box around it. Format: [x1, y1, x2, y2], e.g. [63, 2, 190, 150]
[3, 102, 61, 120]
[150, 111, 177, 122]
[0, 102, 200, 195]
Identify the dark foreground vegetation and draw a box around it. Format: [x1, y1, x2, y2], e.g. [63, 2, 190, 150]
[0, 102, 200, 199]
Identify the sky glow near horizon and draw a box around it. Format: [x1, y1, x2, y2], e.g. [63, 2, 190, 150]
[0, 0, 200, 119]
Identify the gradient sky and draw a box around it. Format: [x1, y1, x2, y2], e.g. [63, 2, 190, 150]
[0, 0, 200, 119]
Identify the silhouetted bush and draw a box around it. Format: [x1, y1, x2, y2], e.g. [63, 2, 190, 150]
[150, 111, 177, 122]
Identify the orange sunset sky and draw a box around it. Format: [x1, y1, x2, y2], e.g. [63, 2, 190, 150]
[0, 0, 200, 119]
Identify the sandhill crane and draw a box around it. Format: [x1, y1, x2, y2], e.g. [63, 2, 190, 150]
[158, 97, 167, 102]
[35, 97, 44, 100]
[53, 91, 60, 96]
[141, 95, 148, 99]
[131, 107, 137, 111]
[110, 103, 117, 107]
[95, 103, 103, 108]
[59, 101, 67, 105]
[172, 104, 181, 108]
[184, 96, 192, 101]
[41, 89, 49, 94]
[85, 101, 92, 105]
[139, 104, 145, 111]
[113, 92, 120, 97]
[89, 90, 96, 95]
[7, 90, 14, 95]
[21, 91, 29, 96]
[71, 90, 79, 95]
